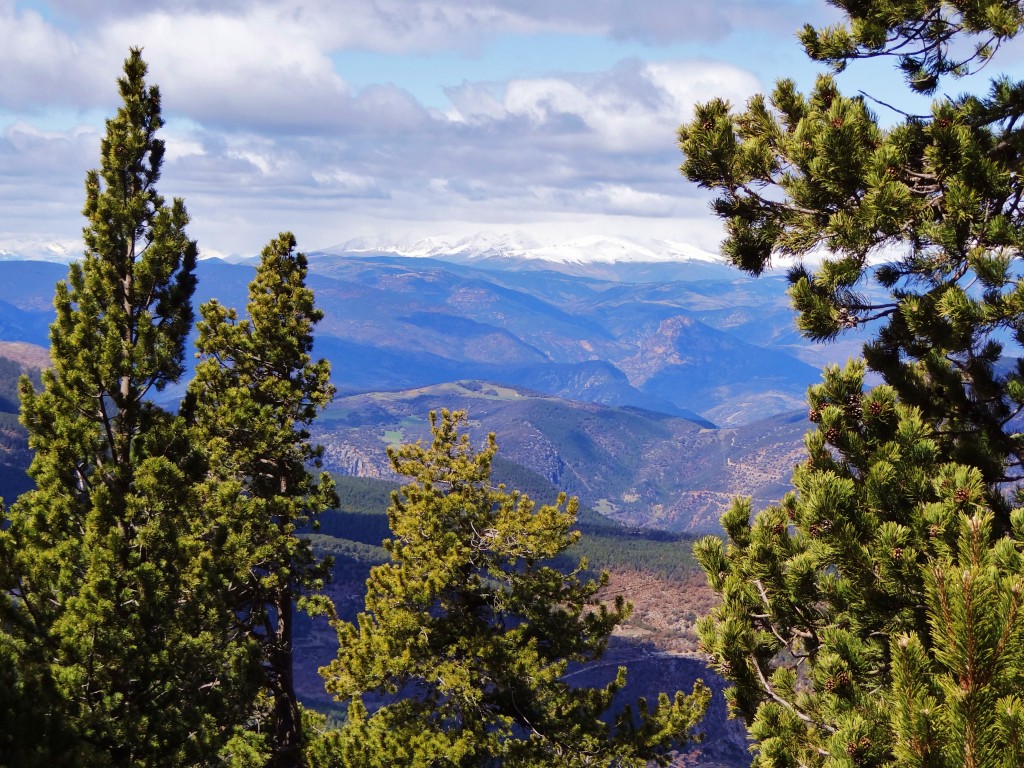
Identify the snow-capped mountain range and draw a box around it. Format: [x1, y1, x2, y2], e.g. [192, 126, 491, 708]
[0, 232, 725, 267]
[320, 232, 723, 265]
[0, 238, 81, 264]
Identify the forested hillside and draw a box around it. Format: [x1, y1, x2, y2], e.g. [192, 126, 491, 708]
[312, 381, 807, 532]
[0, 247, 864, 428]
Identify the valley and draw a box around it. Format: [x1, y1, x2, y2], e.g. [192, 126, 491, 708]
[0, 243, 844, 533]
[313, 380, 807, 532]
[0, 243, 843, 767]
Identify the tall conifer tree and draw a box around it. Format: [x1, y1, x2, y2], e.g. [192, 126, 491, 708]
[187, 232, 337, 767]
[695, 362, 1024, 767]
[678, 2, 1024, 766]
[0, 49, 251, 765]
[678, 0, 1024, 517]
[320, 410, 708, 768]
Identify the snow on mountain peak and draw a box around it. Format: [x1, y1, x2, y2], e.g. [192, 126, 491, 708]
[0, 238, 81, 263]
[324, 232, 722, 265]
[1, 231, 726, 268]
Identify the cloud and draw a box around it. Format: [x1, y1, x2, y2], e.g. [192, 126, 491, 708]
[311, 168, 388, 198]
[101, 8, 354, 131]
[18, 0, 836, 67]
[0, 121, 96, 173]
[443, 59, 758, 152]
[0, 2, 108, 108]
[3, 2, 432, 132]
[4, 0, 769, 134]
[570, 183, 684, 217]
[3, 0, 780, 256]
[0, 54, 750, 253]
[0, 121, 97, 239]
[321, 0, 826, 49]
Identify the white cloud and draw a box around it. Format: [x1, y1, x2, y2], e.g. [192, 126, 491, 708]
[100, 8, 355, 130]
[503, 78, 590, 124]
[162, 127, 206, 161]
[0, 51, 740, 253]
[311, 168, 383, 197]
[0, 121, 97, 192]
[1, 1, 759, 135]
[443, 59, 758, 152]
[39, 0, 538, 56]
[574, 183, 682, 216]
[1, 0, 781, 256]
[0, 1, 107, 107]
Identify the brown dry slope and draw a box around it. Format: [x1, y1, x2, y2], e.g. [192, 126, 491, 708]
[0, 341, 50, 369]
[598, 567, 718, 656]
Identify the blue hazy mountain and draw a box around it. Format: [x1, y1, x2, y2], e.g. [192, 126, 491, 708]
[0, 245, 845, 427]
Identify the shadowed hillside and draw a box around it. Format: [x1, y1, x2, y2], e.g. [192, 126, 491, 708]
[0, 344, 46, 502]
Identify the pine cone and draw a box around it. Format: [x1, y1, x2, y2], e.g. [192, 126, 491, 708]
[844, 735, 871, 758]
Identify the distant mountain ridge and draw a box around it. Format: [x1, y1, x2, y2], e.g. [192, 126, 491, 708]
[323, 231, 724, 267]
[0, 345, 45, 503]
[0, 238, 80, 264]
[297, 251, 838, 425]
[0, 249, 862, 427]
[0, 241, 848, 531]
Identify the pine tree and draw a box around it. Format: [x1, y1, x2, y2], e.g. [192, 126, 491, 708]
[678, 0, 1024, 520]
[319, 410, 709, 768]
[678, 3, 1024, 766]
[694, 361, 1024, 767]
[0, 49, 252, 765]
[186, 231, 337, 767]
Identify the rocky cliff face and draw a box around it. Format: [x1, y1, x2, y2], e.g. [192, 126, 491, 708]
[312, 382, 807, 534]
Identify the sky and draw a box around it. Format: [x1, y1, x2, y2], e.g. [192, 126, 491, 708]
[0, 0, 962, 259]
